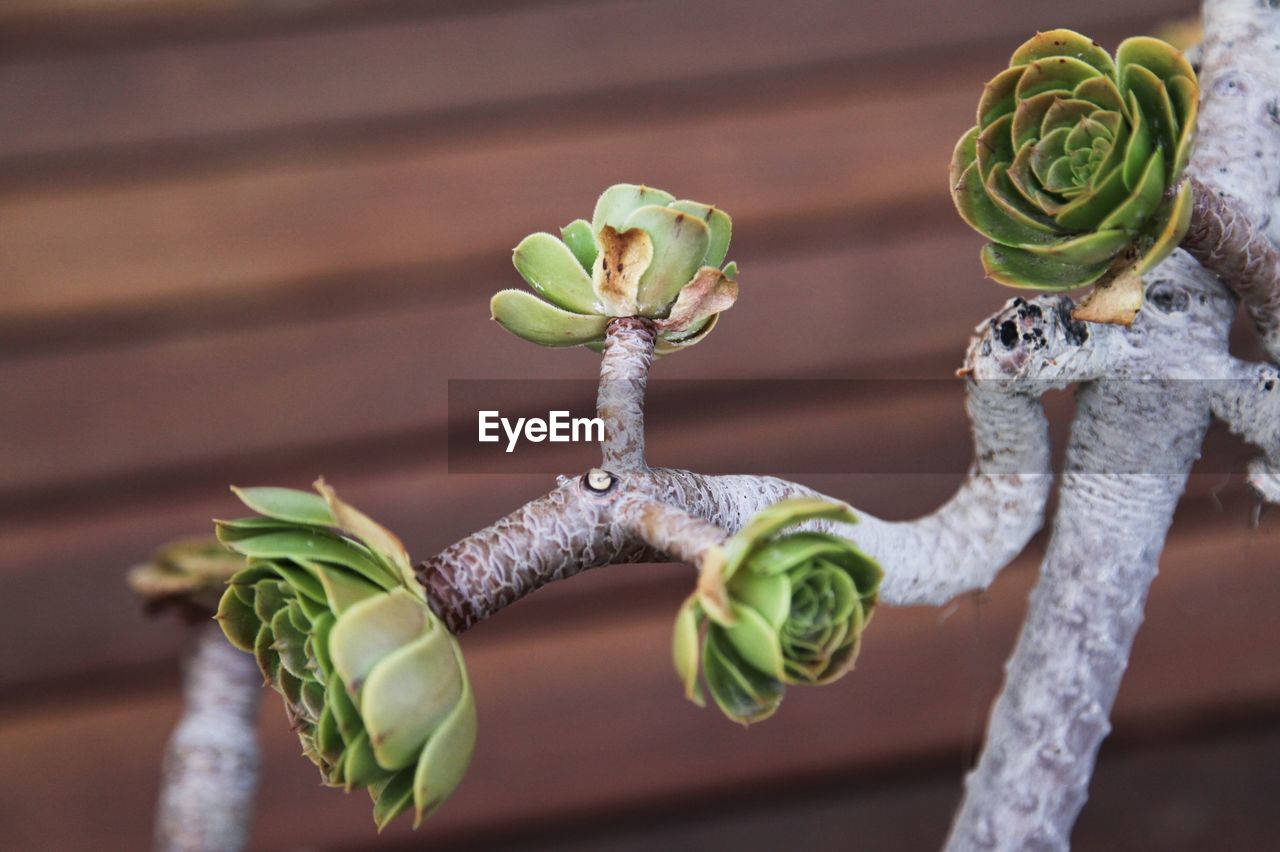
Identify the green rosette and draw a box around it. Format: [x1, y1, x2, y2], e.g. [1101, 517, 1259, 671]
[950, 30, 1198, 320]
[214, 482, 475, 830]
[672, 498, 883, 725]
[492, 183, 739, 354]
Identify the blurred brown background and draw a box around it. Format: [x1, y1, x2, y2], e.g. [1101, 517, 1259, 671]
[2, 1, 1279, 850]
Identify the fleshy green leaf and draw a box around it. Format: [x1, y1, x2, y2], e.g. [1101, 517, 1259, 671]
[1098, 148, 1166, 231]
[1122, 64, 1178, 158]
[975, 114, 1016, 179]
[308, 559, 382, 615]
[1010, 29, 1116, 78]
[225, 529, 395, 591]
[669, 200, 732, 269]
[1010, 91, 1061, 147]
[1021, 230, 1130, 265]
[1053, 166, 1130, 231]
[231, 486, 335, 527]
[745, 532, 869, 578]
[981, 243, 1111, 290]
[372, 769, 417, 832]
[984, 164, 1059, 233]
[330, 588, 431, 696]
[977, 66, 1025, 128]
[327, 671, 363, 746]
[1121, 93, 1154, 190]
[949, 126, 979, 191]
[592, 184, 676, 233]
[720, 604, 785, 680]
[953, 162, 1062, 247]
[311, 611, 336, 677]
[216, 588, 261, 651]
[490, 289, 608, 347]
[1135, 179, 1193, 275]
[727, 571, 789, 630]
[361, 626, 463, 771]
[672, 594, 705, 707]
[1073, 76, 1128, 115]
[702, 626, 784, 726]
[722, 498, 858, 581]
[512, 232, 598, 315]
[314, 479, 416, 590]
[1116, 36, 1196, 91]
[1167, 75, 1198, 178]
[1015, 55, 1102, 100]
[342, 731, 395, 790]
[271, 605, 311, 680]
[559, 219, 599, 273]
[625, 205, 710, 316]
[412, 648, 477, 826]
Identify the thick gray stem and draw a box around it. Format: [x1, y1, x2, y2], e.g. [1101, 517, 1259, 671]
[419, 479, 651, 633]
[644, 294, 1089, 606]
[421, 296, 1065, 632]
[1211, 357, 1280, 501]
[1184, 177, 1280, 358]
[945, 2, 1280, 843]
[155, 622, 262, 852]
[947, 378, 1215, 850]
[598, 317, 656, 469]
[613, 493, 727, 565]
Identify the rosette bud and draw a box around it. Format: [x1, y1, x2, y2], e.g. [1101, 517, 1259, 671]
[214, 482, 475, 830]
[672, 498, 882, 724]
[492, 183, 739, 353]
[129, 537, 246, 616]
[950, 30, 1198, 322]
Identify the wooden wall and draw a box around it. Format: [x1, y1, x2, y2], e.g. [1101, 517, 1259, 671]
[4, 1, 1279, 850]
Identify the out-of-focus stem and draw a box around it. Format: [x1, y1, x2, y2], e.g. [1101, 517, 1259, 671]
[155, 621, 262, 852]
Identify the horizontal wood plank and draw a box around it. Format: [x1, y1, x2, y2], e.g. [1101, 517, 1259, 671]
[387, 722, 1280, 852]
[0, 0, 1193, 163]
[0, 78, 978, 322]
[0, 232, 992, 500]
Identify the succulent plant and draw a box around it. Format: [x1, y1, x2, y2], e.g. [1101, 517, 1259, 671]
[950, 30, 1198, 322]
[215, 482, 475, 830]
[129, 537, 247, 615]
[492, 183, 739, 354]
[673, 498, 882, 724]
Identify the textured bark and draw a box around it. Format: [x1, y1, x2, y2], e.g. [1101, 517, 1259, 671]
[420, 298, 1060, 632]
[613, 493, 727, 565]
[419, 480, 653, 633]
[154, 622, 262, 852]
[946, 253, 1235, 851]
[1211, 357, 1280, 501]
[598, 317, 655, 469]
[1184, 177, 1280, 357]
[944, 1, 1280, 846]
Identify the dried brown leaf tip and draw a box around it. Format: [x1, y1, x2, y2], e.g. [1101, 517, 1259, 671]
[657, 267, 739, 334]
[592, 225, 651, 316]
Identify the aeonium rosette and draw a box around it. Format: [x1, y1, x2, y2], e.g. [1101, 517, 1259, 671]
[491, 183, 739, 354]
[950, 30, 1199, 323]
[673, 498, 883, 724]
[215, 482, 475, 830]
